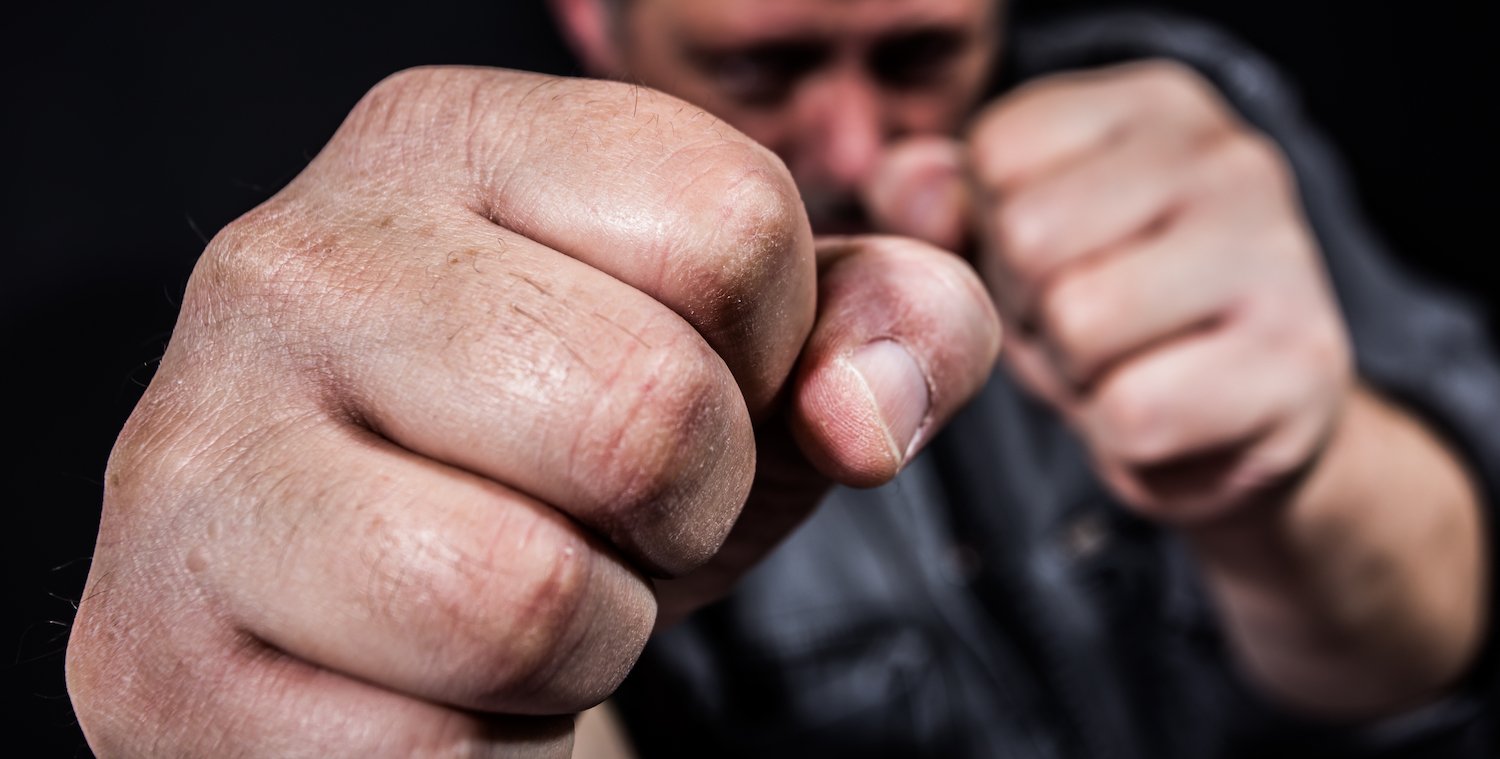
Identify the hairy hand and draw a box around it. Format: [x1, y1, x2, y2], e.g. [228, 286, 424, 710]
[869, 60, 1353, 523]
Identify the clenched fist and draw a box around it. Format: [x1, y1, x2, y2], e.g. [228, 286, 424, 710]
[66, 67, 1000, 757]
[872, 60, 1352, 523]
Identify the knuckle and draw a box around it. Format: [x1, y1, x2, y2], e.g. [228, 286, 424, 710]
[199, 216, 279, 293]
[190, 207, 315, 327]
[965, 102, 1011, 174]
[1037, 273, 1108, 365]
[992, 198, 1051, 282]
[340, 65, 506, 182]
[582, 336, 750, 573]
[1241, 439, 1308, 489]
[65, 621, 117, 752]
[668, 142, 808, 324]
[102, 416, 158, 515]
[190, 199, 392, 356]
[346, 66, 454, 143]
[1212, 132, 1291, 190]
[480, 530, 594, 699]
[66, 563, 184, 757]
[364, 511, 593, 706]
[1135, 59, 1217, 112]
[1276, 307, 1352, 388]
[104, 376, 220, 517]
[1309, 319, 1353, 379]
[1095, 378, 1171, 464]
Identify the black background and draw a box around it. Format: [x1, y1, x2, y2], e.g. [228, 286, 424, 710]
[3, 1, 1494, 755]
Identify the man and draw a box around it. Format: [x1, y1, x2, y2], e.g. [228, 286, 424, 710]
[65, 0, 1495, 756]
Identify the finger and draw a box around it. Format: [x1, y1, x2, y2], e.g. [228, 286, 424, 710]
[1028, 130, 1311, 387]
[1032, 210, 1250, 386]
[258, 213, 756, 577]
[1080, 326, 1321, 475]
[791, 236, 1002, 486]
[978, 128, 1214, 312]
[324, 68, 816, 415]
[76, 623, 574, 758]
[862, 136, 972, 252]
[967, 59, 1229, 190]
[191, 414, 656, 716]
[201, 647, 577, 758]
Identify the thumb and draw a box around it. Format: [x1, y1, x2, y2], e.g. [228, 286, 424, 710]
[863, 136, 973, 253]
[650, 235, 1001, 628]
[792, 235, 1002, 486]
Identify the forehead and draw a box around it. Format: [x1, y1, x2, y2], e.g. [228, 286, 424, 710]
[640, 0, 994, 44]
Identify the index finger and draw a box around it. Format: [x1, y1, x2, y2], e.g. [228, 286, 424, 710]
[967, 59, 1228, 190]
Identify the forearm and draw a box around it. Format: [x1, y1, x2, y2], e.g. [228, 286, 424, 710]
[1184, 383, 1489, 719]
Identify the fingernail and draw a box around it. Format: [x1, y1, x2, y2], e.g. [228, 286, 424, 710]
[848, 340, 931, 465]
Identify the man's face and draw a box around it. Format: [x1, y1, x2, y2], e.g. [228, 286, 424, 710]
[613, 0, 1002, 232]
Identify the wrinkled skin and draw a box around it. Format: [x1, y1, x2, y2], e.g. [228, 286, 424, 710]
[66, 68, 1000, 757]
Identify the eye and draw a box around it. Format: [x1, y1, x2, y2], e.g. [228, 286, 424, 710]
[871, 29, 967, 89]
[691, 42, 829, 107]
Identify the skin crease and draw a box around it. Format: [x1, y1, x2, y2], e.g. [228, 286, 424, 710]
[63, 1, 1483, 758]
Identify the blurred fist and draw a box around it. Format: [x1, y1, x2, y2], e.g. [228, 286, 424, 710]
[66, 67, 999, 757]
[869, 60, 1352, 523]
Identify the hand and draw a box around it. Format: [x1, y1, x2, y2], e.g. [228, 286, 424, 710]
[66, 68, 1000, 757]
[869, 60, 1353, 523]
[871, 61, 1486, 720]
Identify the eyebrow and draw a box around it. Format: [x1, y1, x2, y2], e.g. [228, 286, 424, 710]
[684, 24, 971, 64]
[871, 26, 970, 58]
[682, 37, 833, 68]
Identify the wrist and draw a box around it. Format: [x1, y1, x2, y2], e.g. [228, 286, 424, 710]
[1178, 382, 1487, 717]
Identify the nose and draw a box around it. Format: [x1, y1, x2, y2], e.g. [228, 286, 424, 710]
[796, 69, 885, 191]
